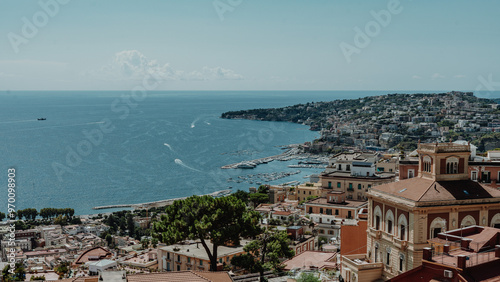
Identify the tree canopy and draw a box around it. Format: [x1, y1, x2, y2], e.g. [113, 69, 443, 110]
[153, 195, 262, 271]
[231, 229, 295, 281]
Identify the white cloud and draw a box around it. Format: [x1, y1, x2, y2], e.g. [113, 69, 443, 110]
[87, 50, 243, 81]
[431, 73, 445, 79]
[454, 74, 466, 78]
[412, 75, 422, 79]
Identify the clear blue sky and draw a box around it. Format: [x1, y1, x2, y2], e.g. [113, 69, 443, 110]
[0, 0, 499, 91]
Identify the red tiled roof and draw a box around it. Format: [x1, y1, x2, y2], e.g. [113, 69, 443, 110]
[372, 178, 500, 203]
[126, 271, 232, 282]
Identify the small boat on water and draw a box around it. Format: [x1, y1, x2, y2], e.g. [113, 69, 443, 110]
[37, 118, 46, 121]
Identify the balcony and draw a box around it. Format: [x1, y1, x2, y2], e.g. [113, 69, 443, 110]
[381, 232, 393, 242]
[347, 188, 354, 192]
[393, 238, 408, 250]
[369, 227, 382, 239]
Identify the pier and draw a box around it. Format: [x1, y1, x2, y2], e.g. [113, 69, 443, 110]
[92, 189, 232, 210]
[221, 146, 300, 169]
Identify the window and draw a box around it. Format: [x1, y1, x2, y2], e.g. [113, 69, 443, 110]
[177, 255, 181, 262]
[320, 208, 323, 214]
[167, 252, 170, 259]
[446, 157, 458, 174]
[346, 165, 350, 171]
[200, 260, 203, 266]
[319, 229, 324, 234]
[326, 209, 332, 215]
[328, 182, 332, 188]
[335, 209, 339, 215]
[167, 262, 170, 271]
[338, 164, 342, 171]
[368, 184, 372, 189]
[303, 191, 306, 195]
[348, 211, 352, 219]
[399, 254, 404, 272]
[385, 210, 395, 234]
[375, 216, 380, 230]
[423, 156, 432, 172]
[309, 191, 311, 195]
[358, 184, 362, 189]
[398, 214, 408, 241]
[308, 207, 312, 214]
[219, 258, 223, 263]
[188, 257, 191, 263]
[349, 183, 353, 189]
[386, 252, 390, 265]
[337, 182, 341, 188]
[408, 169, 414, 179]
[177, 265, 180, 271]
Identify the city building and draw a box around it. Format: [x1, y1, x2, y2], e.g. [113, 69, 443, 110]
[343, 142, 500, 281]
[390, 226, 500, 281]
[157, 240, 249, 272]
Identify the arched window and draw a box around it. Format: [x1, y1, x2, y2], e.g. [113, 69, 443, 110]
[399, 253, 405, 272]
[446, 157, 459, 174]
[461, 215, 476, 228]
[423, 156, 432, 172]
[385, 210, 395, 234]
[374, 206, 382, 230]
[429, 217, 446, 239]
[490, 213, 500, 228]
[398, 214, 408, 241]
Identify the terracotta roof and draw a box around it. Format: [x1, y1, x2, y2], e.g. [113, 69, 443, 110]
[73, 247, 111, 265]
[283, 251, 337, 271]
[371, 178, 500, 203]
[126, 271, 232, 282]
[306, 197, 367, 208]
[273, 211, 292, 216]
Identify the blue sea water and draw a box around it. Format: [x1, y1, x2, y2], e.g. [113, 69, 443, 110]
[0, 90, 489, 215]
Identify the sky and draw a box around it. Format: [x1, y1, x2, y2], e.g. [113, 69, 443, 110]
[0, 0, 499, 91]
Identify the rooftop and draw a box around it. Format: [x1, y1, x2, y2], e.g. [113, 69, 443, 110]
[159, 240, 249, 260]
[283, 251, 337, 271]
[306, 197, 368, 208]
[370, 177, 500, 204]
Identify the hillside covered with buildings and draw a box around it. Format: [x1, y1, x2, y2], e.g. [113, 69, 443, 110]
[222, 91, 500, 152]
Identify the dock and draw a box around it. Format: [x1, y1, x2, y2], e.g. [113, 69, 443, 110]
[221, 146, 300, 169]
[92, 189, 232, 210]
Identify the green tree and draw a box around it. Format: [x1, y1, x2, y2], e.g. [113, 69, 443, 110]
[153, 195, 261, 271]
[296, 272, 321, 282]
[141, 238, 150, 249]
[249, 193, 269, 208]
[105, 234, 113, 246]
[2, 263, 25, 281]
[151, 238, 159, 248]
[232, 190, 249, 204]
[0, 212, 5, 221]
[126, 213, 135, 237]
[30, 275, 46, 281]
[231, 229, 295, 281]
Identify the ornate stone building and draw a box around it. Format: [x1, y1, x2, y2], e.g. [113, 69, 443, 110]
[342, 142, 500, 281]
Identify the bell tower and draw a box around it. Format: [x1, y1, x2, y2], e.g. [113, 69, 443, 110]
[416, 141, 470, 181]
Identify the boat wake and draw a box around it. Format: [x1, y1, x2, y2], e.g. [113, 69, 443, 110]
[163, 143, 175, 152]
[174, 159, 203, 172]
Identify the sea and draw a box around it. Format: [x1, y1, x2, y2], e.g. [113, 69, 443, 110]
[0, 90, 488, 215]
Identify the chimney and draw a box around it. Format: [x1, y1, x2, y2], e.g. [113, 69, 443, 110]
[443, 244, 450, 254]
[496, 245, 500, 258]
[423, 247, 432, 261]
[457, 255, 467, 269]
[461, 239, 471, 250]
